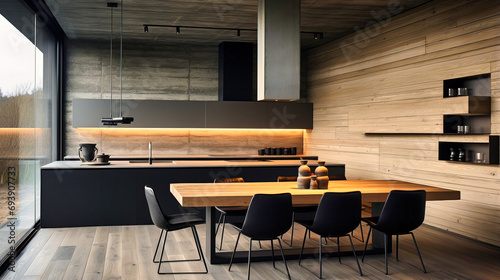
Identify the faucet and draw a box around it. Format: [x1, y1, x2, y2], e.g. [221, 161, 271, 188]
[149, 142, 152, 164]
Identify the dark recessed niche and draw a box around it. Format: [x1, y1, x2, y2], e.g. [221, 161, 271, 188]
[443, 74, 491, 98]
[438, 136, 499, 165]
[443, 115, 491, 134]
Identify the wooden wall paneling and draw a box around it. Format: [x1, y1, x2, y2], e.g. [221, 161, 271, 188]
[305, 0, 470, 64]
[305, 0, 500, 246]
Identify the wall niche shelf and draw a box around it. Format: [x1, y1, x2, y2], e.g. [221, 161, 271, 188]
[438, 73, 496, 164]
[443, 74, 491, 98]
[438, 135, 499, 164]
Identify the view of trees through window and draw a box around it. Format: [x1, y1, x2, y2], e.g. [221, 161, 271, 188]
[0, 3, 56, 265]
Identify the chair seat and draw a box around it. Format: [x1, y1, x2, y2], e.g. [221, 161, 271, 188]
[215, 206, 248, 216]
[166, 213, 205, 230]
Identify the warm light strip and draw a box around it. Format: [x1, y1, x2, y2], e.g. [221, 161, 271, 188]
[76, 127, 304, 132]
[0, 128, 44, 133]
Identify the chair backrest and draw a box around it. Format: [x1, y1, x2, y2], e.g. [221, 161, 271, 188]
[312, 191, 361, 236]
[144, 186, 170, 230]
[376, 190, 426, 234]
[241, 193, 293, 239]
[277, 176, 297, 182]
[214, 177, 244, 183]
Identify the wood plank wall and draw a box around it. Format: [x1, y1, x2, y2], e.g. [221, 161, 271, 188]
[304, 0, 500, 246]
[64, 40, 303, 156]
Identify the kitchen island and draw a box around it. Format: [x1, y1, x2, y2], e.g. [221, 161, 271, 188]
[41, 159, 344, 228]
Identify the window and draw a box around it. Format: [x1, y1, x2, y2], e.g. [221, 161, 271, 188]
[0, 0, 59, 270]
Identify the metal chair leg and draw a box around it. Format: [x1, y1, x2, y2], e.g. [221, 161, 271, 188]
[299, 228, 308, 265]
[153, 229, 165, 263]
[359, 221, 364, 242]
[384, 233, 388, 275]
[319, 234, 323, 279]
[228, 232, 241, 271]
[396, 234, 399, 261]
[362, 227, 372, 262]
[348, 234, 363, 276]
[155, 227, 208, 274]
[290, 212, 295, 247]
[271, 239, 275, 268]
[278, 238, 291, 280]
[157, 228, 168, 274]
[411, 232, 427, 273]
[191, 226, 208, 273]
[337, 236, 341, 263]
[219, 214, 226, 250]
[215, 212, 223, 236]
[352, 221, 365, 242]
[247, 239, 252, 280]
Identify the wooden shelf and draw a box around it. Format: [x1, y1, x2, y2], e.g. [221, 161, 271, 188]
[438, 135, 499, 164]
[438, 73, 495, 164]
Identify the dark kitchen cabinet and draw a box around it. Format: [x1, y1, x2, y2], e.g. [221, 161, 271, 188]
[102, 169, 137, 225]
[73, 99, 313, 129]
[41, 169, 102, 227]
[41, 163, 344, 227]
[205, 101, 268, 128]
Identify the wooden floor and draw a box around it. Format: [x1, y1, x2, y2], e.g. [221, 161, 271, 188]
[2, 223, 499, 279]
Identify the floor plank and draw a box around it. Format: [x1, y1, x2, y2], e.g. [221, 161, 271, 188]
[2, 224, 499, 279]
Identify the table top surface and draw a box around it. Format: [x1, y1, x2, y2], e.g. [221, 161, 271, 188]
[170, 180, 461, 207]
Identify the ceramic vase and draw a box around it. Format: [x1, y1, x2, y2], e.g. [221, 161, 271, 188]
[310, 175, 318, 189]
[298, 160, 311, 176]
[298, 160, 312, 189]
[315, 160, 328, 177]
[297, 176, 311, 189]
[317, 176, 329, 189]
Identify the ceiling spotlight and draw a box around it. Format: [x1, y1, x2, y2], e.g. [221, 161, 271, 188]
[176, 26, 180, 34]
[144, 25, 148, 32]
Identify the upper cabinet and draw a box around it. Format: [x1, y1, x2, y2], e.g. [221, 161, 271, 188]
[73, 99, 313, 129]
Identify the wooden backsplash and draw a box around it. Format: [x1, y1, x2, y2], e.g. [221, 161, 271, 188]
[64, 40, 303, 156]
[305, 0, 500, 246]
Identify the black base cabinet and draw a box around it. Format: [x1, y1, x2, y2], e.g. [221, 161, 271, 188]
[41, 165, 345, 228]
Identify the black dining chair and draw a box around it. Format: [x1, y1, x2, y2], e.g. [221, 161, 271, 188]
[362, 190, 427, 275]
[297, 191, 363, 279]
[214, 177, 247, 250]
[277, 176, 317, 247]
[214, 177, 262, 250]
[278, 175, 359, 246]
[228, 193, 293, 280]
[144, 186, 208, 274]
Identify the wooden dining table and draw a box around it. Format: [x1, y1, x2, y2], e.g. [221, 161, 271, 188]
[170, 180, 460, 264]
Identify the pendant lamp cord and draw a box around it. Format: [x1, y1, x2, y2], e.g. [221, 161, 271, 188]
[109, 4, 113, 118]
[120, 0, 123, 117]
